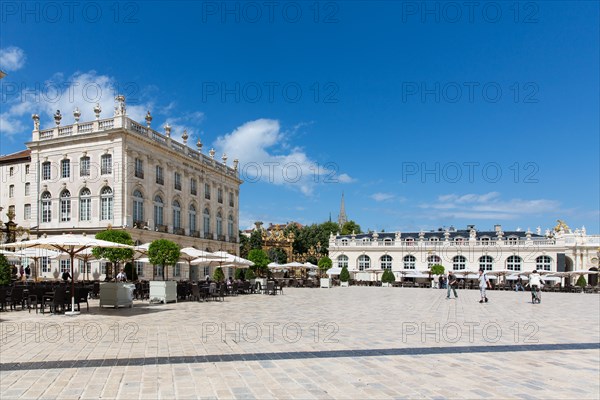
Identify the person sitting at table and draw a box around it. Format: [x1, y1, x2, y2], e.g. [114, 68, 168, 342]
[116, 268, 127, 282]
[62, 270, 72, 282]
[227, 277, 233, 287]
[24, 265, 31, 279]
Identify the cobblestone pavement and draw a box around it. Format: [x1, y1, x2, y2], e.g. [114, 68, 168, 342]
[1, 287, 599, 399]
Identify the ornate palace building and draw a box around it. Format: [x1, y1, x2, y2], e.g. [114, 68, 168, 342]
[0, 95, 242, 280]
[328, 224, 600, 285]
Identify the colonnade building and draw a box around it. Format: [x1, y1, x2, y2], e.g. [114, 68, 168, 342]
[0, 96, 242, 280]
[328, 224, 600, 285]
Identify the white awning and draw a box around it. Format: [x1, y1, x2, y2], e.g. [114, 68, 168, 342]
[326, 267, 343, 276]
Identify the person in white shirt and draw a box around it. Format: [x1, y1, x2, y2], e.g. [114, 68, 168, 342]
[116, 269, 127, 282]
[527, 270, 543, 303]
[478, 269, 491, 303]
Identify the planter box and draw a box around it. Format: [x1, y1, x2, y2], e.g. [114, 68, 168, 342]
[381, 282, 391, 287]
[149, 281, 178, 304]
[340, 281, 349, 287]
[320, 278, 332, 288]
[99, 282, 135, 308]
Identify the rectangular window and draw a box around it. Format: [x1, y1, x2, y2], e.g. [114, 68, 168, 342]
[41, 257, 51, 273]
[229, 192, 234, 207]
[24, 204, 31, 220]
[135, 158, 144, 178]
[156, 165, 164, 185]
[78, 260, 91, 274]
[101, 196, 113, 220]
[80, 157, 90, 176]
[42, 198, 51, 222]
[190, 178, 197, 195]
[80, 197, 91, 221]
[8, 205, 15, 217]
[25, 182, 30, 196]
[173, 263, 181, 277]
[217, 188, 223, 203]
[61, 159, 70, 178]
[9, 185, 14, 198]
[42, 162, 51, 180]
[101, 154, 112, 174]
[135, 261, 144, 277]
[60, 259, 71, 273]
[174, 172, 182, 190]
[204, 183, 211, 199]
[25, 164, 30, 175]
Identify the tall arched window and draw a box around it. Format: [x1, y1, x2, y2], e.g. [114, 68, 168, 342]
[453, 255, 466, 270]
[380, 255, 393, 270]
[536, 256, 551, 271]
[41, 191, 52, 222]
[479, 255, 493, 271]
[216, 211, 223, 237]
[133, 190, 144, 223]
[427, 255, 441, 268]
[154, 195, 164, 226]
[358, 255, 370, 271]
[189, 204, 197, 233]
[60, 190, 71, 222]
[203, 208, 210, 235]
[507, 255, 522, 271]
[227, 214, 234, 238]
[403, 255, 416, 269]
[100, 187, 113, 220]
[337, 255, 348, 269]
[172, 200, 181, 229]
[79, 188, 91, 221]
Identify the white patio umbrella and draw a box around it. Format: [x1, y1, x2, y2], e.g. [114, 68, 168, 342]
[283, 261, 306, 268]
[268, 262, 286, 271]
[192, 251, 254, 280]
[54, 248, 100, 281]
[179, 247, 221, 281]
[1, 234, 133, 316]
[303, 262, 319, 270]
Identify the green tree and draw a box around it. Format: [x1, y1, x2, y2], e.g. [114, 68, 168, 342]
[575, 275, 587, 288]
[247, 249, 269, 277]
[0, 254, 11, 286]
[213, 266, 225, 282]
[245, 268, 256, 280]
[381, 269, 396, 283]
[92, 229, 134, 279]
[148, 239, 180, 280]
[430, 264, 445, 276]
[239, 231, 251, 258]
[267, 248, 288, 264]
[249, 230, 263, 250]
[318, 256, 332, 277]
[341, 221, 362, 235]
[339, 266, 350, 283]
[234, 268, 245, 280]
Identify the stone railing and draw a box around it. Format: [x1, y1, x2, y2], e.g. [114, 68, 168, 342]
[35, 115, 240, 178]
[333, 238, 557, 247]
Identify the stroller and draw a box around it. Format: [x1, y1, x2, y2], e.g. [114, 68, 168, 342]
[531, 285, 542, 304]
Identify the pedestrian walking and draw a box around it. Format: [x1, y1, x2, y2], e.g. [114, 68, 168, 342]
[478, 269, 491, 303]
[446, 271, 458, 299]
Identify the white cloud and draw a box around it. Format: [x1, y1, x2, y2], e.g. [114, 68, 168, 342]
[419, 192, 561, 220]
[371, 192, 395, 202]
[0, 46, 26, 72]
[1, 71, 156, 141]
[214, 119, 353, 195]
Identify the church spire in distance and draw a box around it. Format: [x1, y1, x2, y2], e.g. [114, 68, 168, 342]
[338, 192, 348, 228]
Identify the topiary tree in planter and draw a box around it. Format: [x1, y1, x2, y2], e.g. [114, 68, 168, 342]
[148, 239, 180, 280]
[247, 249, 269, 277]
[0, 254, 11, 286]
[92, 229, 134, 279]
[318, 256, 332, 277]
[381, 269, 396, 284]
[340, 266, 350, 286]
[576, 275, 587, 288]
[213, 266, 225, 282]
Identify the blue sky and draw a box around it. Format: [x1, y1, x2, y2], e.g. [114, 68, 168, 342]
[1, 1, 598, 233]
